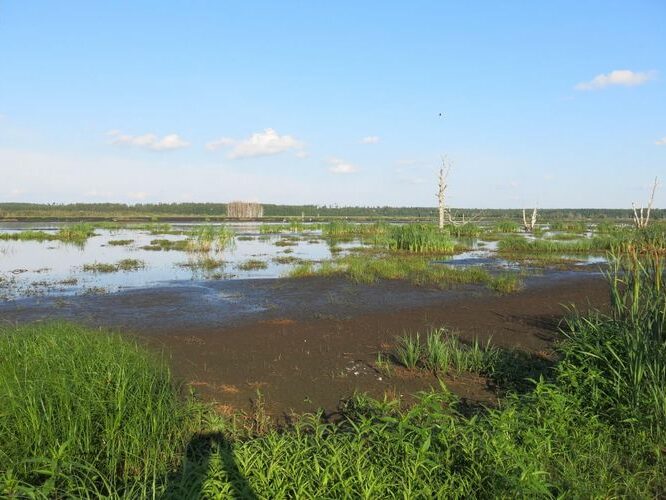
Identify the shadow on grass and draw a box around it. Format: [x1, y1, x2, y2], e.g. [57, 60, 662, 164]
[163, 431, 257, 499]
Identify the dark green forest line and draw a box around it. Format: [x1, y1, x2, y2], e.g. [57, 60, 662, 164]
[1, 202, 661, 222]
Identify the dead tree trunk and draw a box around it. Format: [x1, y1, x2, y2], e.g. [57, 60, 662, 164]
[523, 207, 538, 233]
[632, 177, 659, 228]
[438, 156, 453, 229]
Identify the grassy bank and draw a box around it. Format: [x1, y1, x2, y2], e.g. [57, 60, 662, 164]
[1, 239, 665, 497]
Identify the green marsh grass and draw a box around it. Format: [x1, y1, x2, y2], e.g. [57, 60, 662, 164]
[0, 322, 194, 497]
[142, 238, 189, 251]
[549, 220, 588, 233]
[237, 259, 269, 271]
[388, 224, 457, 253]
[188, 225, 235, 253]
[498, 234, 620, 254]
[83, 259, 145, 273]
[3, 237, 666, 497]
[288, 253, 523, 292]
[394, 333, 422, 369]
[107, 239, 134, 246]
[494, 220, 520, 233]
[0, 223, 96, 245]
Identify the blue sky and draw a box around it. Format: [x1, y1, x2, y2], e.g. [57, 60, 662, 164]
[1, 1, 664, 208]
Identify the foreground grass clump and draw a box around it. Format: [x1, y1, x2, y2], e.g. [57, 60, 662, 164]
[0, 323, 193, 497]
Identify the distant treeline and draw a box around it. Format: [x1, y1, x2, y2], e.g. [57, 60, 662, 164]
[0, 202, 662, 221]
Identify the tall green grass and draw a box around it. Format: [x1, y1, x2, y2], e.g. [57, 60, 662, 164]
[188, 224, 235, 252]
[0, 322, 194, 497]
[559, 239, 666, 432]
[388, 224, 457, 253]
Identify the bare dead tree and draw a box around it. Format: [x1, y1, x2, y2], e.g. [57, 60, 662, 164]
[436, 155, 479, 228]
[632, 177, 659, 228]
[523, 207, 538, 233]
[437, 156, 452, 229]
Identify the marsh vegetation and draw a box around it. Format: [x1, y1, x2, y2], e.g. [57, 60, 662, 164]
[2, 236, 665, 496]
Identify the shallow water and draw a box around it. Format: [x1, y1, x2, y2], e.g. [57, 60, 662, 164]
[0, 222, 357, 299]
[0, 222, 605, 300]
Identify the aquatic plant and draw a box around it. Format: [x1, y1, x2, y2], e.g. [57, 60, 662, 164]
[494, 220, 520, 233]
[549, 220, 588, 233]
[237, 259, 269, 271]
[107, 239, 134, 246]
[0, 223, 96, 245]
[188, 225, 235, 252]
[388, 224, 457, 253]
[83, 259, 145, 273]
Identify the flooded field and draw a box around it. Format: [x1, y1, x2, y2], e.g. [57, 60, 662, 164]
[0, 222, 358, 299]
[0, 221, 608, 301]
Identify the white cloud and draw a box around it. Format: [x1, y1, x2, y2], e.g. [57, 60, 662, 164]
[575, 69, 656, 91]
[360, 135, 380, 144]
[107, 130, 190, 151]
[656, 137, 666, 145]
[328, 157, 358, 174]
[295, 150, 309, 159]
[206, 128, 304, 159]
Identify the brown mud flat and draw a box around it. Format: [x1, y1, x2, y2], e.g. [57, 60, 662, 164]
[0, 272, 609, 418]
[147, 274, 608, 419]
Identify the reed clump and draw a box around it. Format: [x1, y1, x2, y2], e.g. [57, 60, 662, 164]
[0, 322, 194, 497]
[388, 224, 457, 253]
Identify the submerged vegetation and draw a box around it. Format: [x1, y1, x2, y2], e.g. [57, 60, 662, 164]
[83, 259, 145, 273]
[0, 234, 665, 496]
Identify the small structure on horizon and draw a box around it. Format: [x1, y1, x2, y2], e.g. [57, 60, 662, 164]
[227, 201, 263, 218]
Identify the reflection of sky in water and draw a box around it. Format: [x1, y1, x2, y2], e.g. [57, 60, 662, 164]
[0, 222, 606, 299]
[0, 223, 341, 299]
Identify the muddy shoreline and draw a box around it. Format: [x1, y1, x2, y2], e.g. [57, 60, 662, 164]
[0, 271, 609, 416]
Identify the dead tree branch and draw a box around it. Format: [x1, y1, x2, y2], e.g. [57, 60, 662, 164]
[523, 207, 538, 233]
[632, 177, 659, 228]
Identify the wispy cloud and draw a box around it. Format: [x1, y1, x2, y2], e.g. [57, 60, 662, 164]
[656, 136, 666, 145]
[360, 135, 380, 144]
[328, 157, 358, 174]
[107, 130, 190, 151]
[206, 128, 304, 159]
[575, 69, 656, 91]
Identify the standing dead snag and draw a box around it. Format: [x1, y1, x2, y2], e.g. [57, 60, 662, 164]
[437, 156, 452, 230]
[523, 207, 538, 233]
[632, 177, 659, 228]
